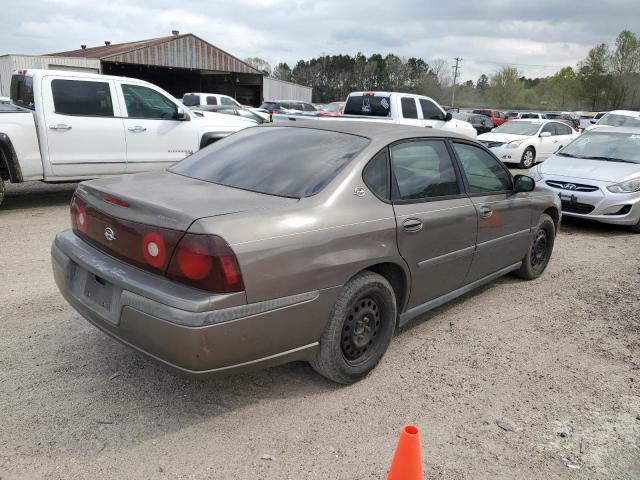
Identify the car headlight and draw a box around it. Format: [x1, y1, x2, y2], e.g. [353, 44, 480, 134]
[607, 177, 640, 193]
[506, 140, 524, 149]
[529, 165, 544, 182]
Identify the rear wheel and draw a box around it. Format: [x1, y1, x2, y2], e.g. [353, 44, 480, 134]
[310, 271, 396, 384]
[0, 178, 5, 207]
[520, 147, 536, 169]
[514, 213, 555, 280]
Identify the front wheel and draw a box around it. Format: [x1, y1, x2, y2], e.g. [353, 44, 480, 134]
[310, 271, 397, 384]
[514, 213, 555, 280]
[519, 147, 536, 169]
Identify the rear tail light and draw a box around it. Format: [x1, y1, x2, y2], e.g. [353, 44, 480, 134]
[70, 193, 244, 294]
[167, 234, 244, 293]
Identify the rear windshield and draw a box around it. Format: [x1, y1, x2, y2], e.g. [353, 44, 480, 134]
[259, 101, 278, 110]
[10, 75, 35, 110]
[344, 95, 391, 117]
[182, 94, 200, 107]
[170, 127, 370, 198]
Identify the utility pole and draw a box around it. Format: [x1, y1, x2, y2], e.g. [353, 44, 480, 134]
[451, 57, 462, 107]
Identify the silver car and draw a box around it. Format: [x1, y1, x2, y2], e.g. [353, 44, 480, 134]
[52, 121, 560, 383]
[532, 127, 640, 232]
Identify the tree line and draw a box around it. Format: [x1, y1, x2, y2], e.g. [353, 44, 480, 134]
[245, 29, 640, 111]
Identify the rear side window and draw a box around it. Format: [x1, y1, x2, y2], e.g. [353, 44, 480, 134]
[452, 142, 512, 193]
[556, 123, 572, 135]
[344, 95, 391, 117]
[221, 96, 237, 106]
[10, 75, 35, 110]
[51, 79, 113, 117]
[170, 127, 370, 198]
[401, 98, 418, 119]
[122, 84, 178, 120]
[419, 99, 444, 120]
[363, 150, 390, 200]
[206, 96, 218, 105]
[390, 140, 460, 200]
[182, 94, 200, 106]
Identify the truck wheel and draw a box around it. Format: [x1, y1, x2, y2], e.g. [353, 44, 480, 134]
[514, 213, 555, 280]
[629, 219, 640, 233]
[519, 147, 536, 169]
[310, 271, 396, 384]
[0, 178, 4, 207]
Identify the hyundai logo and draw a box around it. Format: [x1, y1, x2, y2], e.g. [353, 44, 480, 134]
[564, 183, 578, 190]
[104, 227, 116, 242]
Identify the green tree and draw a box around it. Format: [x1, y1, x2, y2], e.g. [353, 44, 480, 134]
[609, 30, 640, 107]
[272, 62, 293, 82]
[547, 67, 579, 109]
[577, 44, 611, 110]
[488, 67, 524, 107]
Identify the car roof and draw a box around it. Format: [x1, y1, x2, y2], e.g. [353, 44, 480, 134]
[261, 119, 469, 142]
[604, 110, 640, 117]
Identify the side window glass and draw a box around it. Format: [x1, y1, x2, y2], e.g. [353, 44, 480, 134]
[51, 79, 113, 117]
[221, 97, 236, 106]
[206, 96, 218, 105]
[401, 97, 418, 119]
[363, 150, 390, 200]
[122, 84, 178, 120]
[452, 143, 512, 193]
[419, 99, 444, 120]
[557, 123, 571, 135]
[390, 140, 460, 200]
[541, 123, 555, 135]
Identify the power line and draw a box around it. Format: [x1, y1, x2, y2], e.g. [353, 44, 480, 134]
[473, 59, 565, 69]
[451, 57, 462, 107]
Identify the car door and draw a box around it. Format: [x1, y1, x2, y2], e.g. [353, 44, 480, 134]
[118, 82, 198, 173]
[537, 123, 560, 159]
[42, 76, 127, 177]
[553, 122, 575, 150]
[418, 98, 447, 130]
[390, 139, 478, 309]
[398, 97, 424, 127]
[451, 141, 532, 283]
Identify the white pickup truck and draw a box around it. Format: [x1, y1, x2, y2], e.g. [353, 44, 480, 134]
[0, 69, 251, 205]
[273, 91, 477, 139]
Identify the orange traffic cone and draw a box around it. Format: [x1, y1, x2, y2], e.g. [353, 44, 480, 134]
[387, 425, 424, 480]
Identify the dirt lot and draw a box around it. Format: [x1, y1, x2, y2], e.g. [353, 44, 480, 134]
[0, 181, 638, 480]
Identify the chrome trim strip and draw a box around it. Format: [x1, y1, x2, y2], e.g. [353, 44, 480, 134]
[399, 262, 522, 327]
[417, 245, 476, 269]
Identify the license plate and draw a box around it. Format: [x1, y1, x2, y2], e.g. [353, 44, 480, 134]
[84, 273, 114, 311]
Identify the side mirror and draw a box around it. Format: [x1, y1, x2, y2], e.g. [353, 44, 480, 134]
[445, 112, 453, 121]
[539, 131, 551, 138]
[176, 107, 189, 121]
[590, 119, 597, 124]
[514, 175, 535, 192]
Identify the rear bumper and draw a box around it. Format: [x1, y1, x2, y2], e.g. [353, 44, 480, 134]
[52, 230, 339, 376]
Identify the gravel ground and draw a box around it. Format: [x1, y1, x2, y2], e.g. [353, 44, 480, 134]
[0, 181, 638, 480]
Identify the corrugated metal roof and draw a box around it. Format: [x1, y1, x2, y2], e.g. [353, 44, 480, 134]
[47, 34, 260, 74]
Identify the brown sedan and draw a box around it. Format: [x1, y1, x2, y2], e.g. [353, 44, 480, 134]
[52, 121, 561, 383]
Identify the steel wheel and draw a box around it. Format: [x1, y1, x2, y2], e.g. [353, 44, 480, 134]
[530, 228, 548, 269]
[341, 296, 381, 364]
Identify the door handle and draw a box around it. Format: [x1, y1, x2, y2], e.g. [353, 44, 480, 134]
[402, 218, 423, 232]
[127, 126, 147, 132]
[479, 206, 493, 219]
[553, 139, 559, 143]
[48, 124, 72, 131]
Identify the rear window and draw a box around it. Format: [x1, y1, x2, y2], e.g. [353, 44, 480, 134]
[259, 101, 277, 110]
[182, 94, 200, 106]
[170, 127, 370, 198]
[206, 96, 218, 105]
[10, 75, 35, 110]
[51, 79, 113, 117]
[473, 110, 492, 117]
[344, 94, 391, 117]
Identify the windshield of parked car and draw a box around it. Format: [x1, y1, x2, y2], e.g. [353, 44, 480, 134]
[344, 95, 392, 117]
[170, 127, 370, 198]
[597, 113, 640, 128]
[492, 121, 541, 136]
[558, 131, 640, 164]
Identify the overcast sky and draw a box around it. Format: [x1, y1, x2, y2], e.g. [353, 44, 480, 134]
[1, 0, 638, 81]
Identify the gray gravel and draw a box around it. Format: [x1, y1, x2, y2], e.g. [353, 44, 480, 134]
[1, 181, 639, 480]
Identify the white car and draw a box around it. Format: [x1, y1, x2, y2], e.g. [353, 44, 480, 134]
[477, 119, 579, 169]
[182, 92, 270, 121]
[584, 110, 640, 132]
[0, 96, 10, 104]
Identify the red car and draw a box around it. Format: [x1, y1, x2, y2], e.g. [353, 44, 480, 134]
[315, 101, 345, 117]
[472, 109, 508, 126]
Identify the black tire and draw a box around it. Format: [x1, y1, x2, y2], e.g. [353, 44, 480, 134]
[519, 147, 536, 169]
[310, 271, 397, 384]
[0, 178, 4, 207]
[514, 213, 555, 280]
